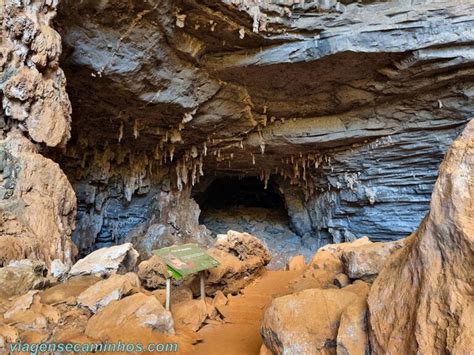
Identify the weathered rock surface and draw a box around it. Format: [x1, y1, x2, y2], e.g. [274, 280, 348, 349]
[3, 290, 61, 333]
[77, 273, 140, 313]
[261, 288, 365, 355]
[85, 293, 174, 338]
[2, 0, 72, 147]
[368, 120, 474, 354]
[50, 0, 473, 254]
[337, 282, 370, 355]
[204, 231, 271, 295]
[171, 299, 208, 332]
[49, 259, 70, 280]
[341, 239, 405, 281]
[214, 230, 272, 265]
[68, 243, 138, 277]
[0, 132, 77, 266]
[286, 255, 306, 271]
[137, 255, 169, 289]
[0, 260, 49, 298]
[40, 275, 101, 305]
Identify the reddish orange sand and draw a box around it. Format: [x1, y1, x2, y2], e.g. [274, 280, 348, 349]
[189, 270, 302, 354]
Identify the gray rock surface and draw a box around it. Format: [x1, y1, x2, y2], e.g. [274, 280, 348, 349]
[69, 243, 139, 277]
[51, 0, 473, 254]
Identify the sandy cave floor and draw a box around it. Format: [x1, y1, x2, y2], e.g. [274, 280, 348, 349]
[200, 207, 316, 270]
[189, 269, 303, 354]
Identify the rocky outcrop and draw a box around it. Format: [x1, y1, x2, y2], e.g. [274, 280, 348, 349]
[368, 120, 474, 354]
[261, 286, 369, 355]
[2, 0, 71, 147]
[0, 260, 49, 298]
[0, 132, 77, 266]
[53, 0, 473, 252]
[69, 243, 138, 277]
[85, 293, 174, 338]
[1, 0, 76, 267]
[137, 255, 169, 289]
[204, 231, 271, 295]
[341, 239, 405, 281]
[77, 273, 140, 313]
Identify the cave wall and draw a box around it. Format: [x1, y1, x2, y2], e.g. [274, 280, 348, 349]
[0, 0, 76, 266]
[1, 0, 473, 261]
[54, 0, 472, 254]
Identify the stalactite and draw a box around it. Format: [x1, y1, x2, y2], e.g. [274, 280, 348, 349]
[133, 119, 139, 139]
[118, 121, 124, 142]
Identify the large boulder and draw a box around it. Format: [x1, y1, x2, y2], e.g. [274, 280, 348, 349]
[214, 230, 272, 264]
[336, 282, 370, 355]
[137, 255, 169, 289]
[0, 260, 49, 298]
[261, 288, 367, 355]
[85, 293, 174, 338]
[171, 299, 208, 332]
[3, 291, 60, 334]
[77, 273, 140, 313]
[203, 230, 272, 295]
[69, 243, 139, 277]
[341, 239, 405, 281]
[40, 275, 101, 305]
[368, 121, 474, 354]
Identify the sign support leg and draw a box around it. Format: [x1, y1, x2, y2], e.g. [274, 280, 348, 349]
[165, 278, 171, 311]
[200, 272, 205, 301]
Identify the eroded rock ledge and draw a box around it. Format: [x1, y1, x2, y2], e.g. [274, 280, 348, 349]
[48, 0, 473, 256]
[1, 1, 473, 262]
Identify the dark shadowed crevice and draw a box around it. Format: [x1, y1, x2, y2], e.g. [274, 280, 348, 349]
[194, 177, 314, 269]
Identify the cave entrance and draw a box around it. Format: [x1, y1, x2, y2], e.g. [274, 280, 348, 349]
[195, 177, 308, 269]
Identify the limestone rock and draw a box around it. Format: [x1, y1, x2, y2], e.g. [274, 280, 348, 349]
[0, 323, 19, 350]
[201, 230, 271, 295]
[341, 239, 405, 281]
[337, 282, 370, 355]
[40, 275, 101, 305]
[290, 268, 336, 292]
[333, 273, 350, 288]
[77, 273, 140, 313]
[137, 255, 169, 289]
[171, 299, 208, 332]
[0, 260, 48, 298]
[214, 230, 272, 265]
[2, 0, 71, 147]
[286, 255, 306, 271]
[85, 293, 174, 339]
[69, 243, 139, 277]
[0, 132, 77, 267]
[50, 259, 70, 280]
[3, 291, 60, 333]
[212, 290, 228, 308]
[261, 288, 363, 354]
[368, 120, 474, 354]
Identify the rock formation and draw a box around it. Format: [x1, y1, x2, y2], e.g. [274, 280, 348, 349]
[1, 0, 76, 266]
[0, 1, 472, 352]
[5, 0, 463, 259]
[368, 119, 474, 354]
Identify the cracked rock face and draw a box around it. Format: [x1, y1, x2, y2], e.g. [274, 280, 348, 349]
[368, 120, 474, 354]
[1, 1, 473, 262]
[48, 0, 473, 255]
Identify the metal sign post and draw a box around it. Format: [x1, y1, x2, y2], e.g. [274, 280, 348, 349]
[200, 271, 205, 301]
[165, 278, 171, 311]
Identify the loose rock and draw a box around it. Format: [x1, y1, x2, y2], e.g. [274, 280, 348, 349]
[69, 243, 139, 277]
[77, 273, 140, 313]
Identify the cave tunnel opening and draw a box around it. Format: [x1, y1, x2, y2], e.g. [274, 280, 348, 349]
[195, 177, 286, 211]
[194, 176, 310, 269]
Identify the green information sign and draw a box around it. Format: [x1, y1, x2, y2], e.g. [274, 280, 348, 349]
[153, 244, 219, 280]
